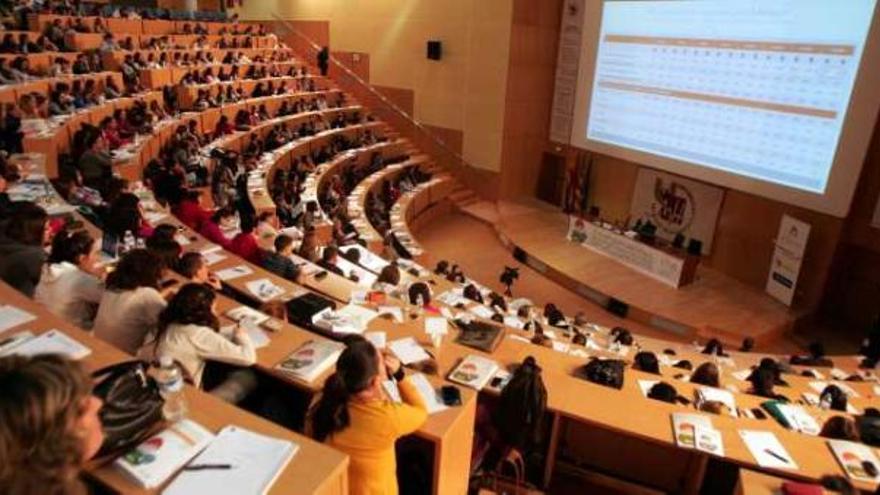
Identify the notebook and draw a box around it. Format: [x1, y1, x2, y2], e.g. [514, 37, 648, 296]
[276, 340, 345, 383]
[115, 420, 215, 489]
[163, 425, 298, 495]
[408, 372, 448, 414]
[828, 439, 880, 483]
[671, 413, 723, 455]
[739, 430, 797, 469]
[0, 305, 37, 333]
[1, 329, 91, 360]
[225, 306, 270, 326]
[447, 354, 500, 391]
[388, 337, 432, 365]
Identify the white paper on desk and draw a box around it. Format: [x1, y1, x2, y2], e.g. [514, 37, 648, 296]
[731, 369, 752, 381]
[225, 306, 270, 326]
[382, 380, 402, 403]
[409, 372, 448, 414]
[1, 329, 91, 360]
[424, 317, 448, 337]
[543, 329, 557, 340]
[388, 337, 431, 365]
[828, 439, 880, 483]
[551, 340, 570, 353]
[502, 315, 524, 330]
[376, 306, 404, 323]
[365, 331, 386, 349]
[215, 265, 254, 281]
[508, 334, 531, 344]
[0, 305, 36, 333]
[638, 380, 659, 398]
[200, 244, 223, 255]
[439, 307, 454, 320]
[220, 323, 269, 349]
[350, 290, 368, 305]
[245, 278, 286, 302]
[163, 425, 298, 495]
[830, 368, 849, 381]
[739, 430, 797, 469]
[809, 381, 860, 398]
[173, 234, 191, 246]
[569, 348, 589, 359]
[694, 426, 725, 457]
[202, 251, 227, 266]
[469, 305, 495, 320]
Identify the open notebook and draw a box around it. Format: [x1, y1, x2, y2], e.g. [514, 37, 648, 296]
[163, 425, 298, 495]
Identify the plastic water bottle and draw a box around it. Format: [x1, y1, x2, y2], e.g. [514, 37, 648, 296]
[122, 230, 136, 253]
[155, 355, 188, 422]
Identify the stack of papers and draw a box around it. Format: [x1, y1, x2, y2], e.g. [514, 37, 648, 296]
[164, 425, 298, 495]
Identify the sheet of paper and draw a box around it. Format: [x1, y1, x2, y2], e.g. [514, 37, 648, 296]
[376, 306, 404, 323]
[365, 331, 386, 349]
[408, 372, 449, 414]
[2, 329, 91, 360]
[469, 305, 495, 320]
[424, 317, 448, 336]
[382, 380, 402, 403]
[739, 430, 797, 469]
[245, 278, 286, 302]
[731, 369, 752, 381]
[638, 380, 660, 398]
[216, 265, 254, 281]
[202, 251, 227, 266]
[0, 305, 37, 334]
[388, 337, 431, 365]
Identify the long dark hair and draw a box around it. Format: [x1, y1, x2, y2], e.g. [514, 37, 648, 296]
[153, 283, 219, 350]
[4, 201, 48, 246]
[47, 229, 94, 265]
[105, 192, 143, 237]
[311, 336, 379, 442]
[493, 356, 547, 449]
[105, 249, 164, 291]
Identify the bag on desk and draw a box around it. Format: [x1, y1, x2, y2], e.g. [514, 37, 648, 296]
[574, 357, 625, 390]
[91, 360, 165, 457]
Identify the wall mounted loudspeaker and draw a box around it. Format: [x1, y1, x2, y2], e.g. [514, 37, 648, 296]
[427, 40, 442, 60]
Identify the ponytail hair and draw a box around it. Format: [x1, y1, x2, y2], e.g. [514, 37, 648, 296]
[47, 229, 94, 265]
[311, 336, 379, 442]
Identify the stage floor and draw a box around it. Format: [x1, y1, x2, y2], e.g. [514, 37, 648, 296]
[490, 199, 798, 343]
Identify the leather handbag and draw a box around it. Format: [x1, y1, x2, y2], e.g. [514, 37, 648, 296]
[91, 360, 165, 457]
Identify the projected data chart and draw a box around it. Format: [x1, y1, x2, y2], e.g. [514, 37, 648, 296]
[588, 35, 859, 192]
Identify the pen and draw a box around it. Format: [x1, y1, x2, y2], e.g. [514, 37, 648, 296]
[183, 464, 233, 471]
[764, 448, 790, 465]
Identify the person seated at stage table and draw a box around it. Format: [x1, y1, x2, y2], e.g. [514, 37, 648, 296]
[93, 249, 170, 355]
[0, 201, 49, 297]
[199, 206, 236, 250]
[0, 354, 105, 495]
[790, 341, 834, 367]
[178, 252, 223, 290]
[141, 283, 256, 388]
[310, 335, 427, 495]
[262, 234, 301, 282]
[690, 362, 721, 388]
[633, 351, 661, 375]
[34, 229, 105, 329]
[318, 245, 345, 277]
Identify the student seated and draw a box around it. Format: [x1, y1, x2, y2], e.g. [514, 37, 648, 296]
[105, 192, 154, 239]
[178, 252, 222, 290]
[633, 351, 660, 375]
[262, 234, 301, 281]
[407, 281, 432, 307]
[372, 264, 403, 298]
[141, 283, 256, 388]
[790, 342, 834, 367]
[93, 249, 169, 355]
[34, 229, 104, 329]
[0, 354, 104, 494]
[318, 246, 345, 277]
[310, 335, 427, 495]
[173, 189, 213, 231]
[0, 201, 49, 297]
[690, 362, 721, 388]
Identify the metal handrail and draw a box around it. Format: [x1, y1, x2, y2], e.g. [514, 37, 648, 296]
[269, 13, 485, 182]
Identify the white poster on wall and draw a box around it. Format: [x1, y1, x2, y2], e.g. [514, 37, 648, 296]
[766, 215, 811, 307]
[549, 0, 585, 143]
[629, 168, 724, 254]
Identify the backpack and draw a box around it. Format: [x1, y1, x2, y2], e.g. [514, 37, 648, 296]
[576, 358, 625, 389]
[494, 356, 547, 449]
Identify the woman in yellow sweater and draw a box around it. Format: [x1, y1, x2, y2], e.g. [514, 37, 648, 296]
[311, 336, 428, 495]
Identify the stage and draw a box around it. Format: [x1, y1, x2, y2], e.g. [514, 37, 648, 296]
[466, 198, 799, 345]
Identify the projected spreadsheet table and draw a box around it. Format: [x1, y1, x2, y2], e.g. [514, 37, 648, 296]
[588, 35, 857, 192]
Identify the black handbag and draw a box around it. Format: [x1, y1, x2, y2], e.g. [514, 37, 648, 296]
[575, 358, 625, 390]
[91, 360, 165, 457]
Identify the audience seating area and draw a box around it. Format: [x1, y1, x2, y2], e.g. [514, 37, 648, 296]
[2, 5, 880, 495]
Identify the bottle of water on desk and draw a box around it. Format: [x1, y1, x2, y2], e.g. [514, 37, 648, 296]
[156, 355, 188, 422]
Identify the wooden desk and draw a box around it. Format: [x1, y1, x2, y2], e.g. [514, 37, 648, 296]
[0, 282, 349, 495]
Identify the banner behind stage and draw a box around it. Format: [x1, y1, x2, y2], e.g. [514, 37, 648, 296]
[629, 168, 724, 254]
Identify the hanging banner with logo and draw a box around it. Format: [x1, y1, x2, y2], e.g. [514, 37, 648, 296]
[766, 215, 811, 307]
[629, 168, 724, 254]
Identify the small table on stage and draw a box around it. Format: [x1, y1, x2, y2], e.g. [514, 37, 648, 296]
[568, 216, 700, 288]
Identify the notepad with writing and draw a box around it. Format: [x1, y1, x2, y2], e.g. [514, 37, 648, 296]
[163, 425, 298, 495]
[447, 354, 500, 391]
